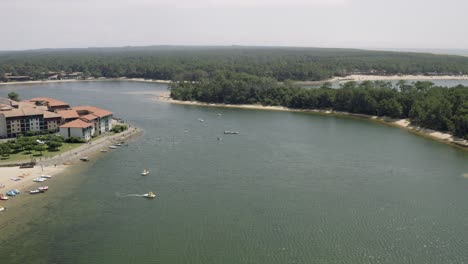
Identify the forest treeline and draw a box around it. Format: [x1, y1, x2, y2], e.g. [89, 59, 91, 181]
[2, 46, 468, 82]
[170, 73, 468, 139]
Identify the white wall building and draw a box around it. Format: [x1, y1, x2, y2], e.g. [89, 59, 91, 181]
[59, 119, 93, 141]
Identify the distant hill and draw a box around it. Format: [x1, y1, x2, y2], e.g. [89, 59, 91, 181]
[2, 45, 468, 82]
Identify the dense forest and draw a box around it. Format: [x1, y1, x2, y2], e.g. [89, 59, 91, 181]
[170, 73, 468, 139]
[2, 46, 468, 82]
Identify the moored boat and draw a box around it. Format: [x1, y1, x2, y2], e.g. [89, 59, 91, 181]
[80, 157, 90, 161]
[33, 177, 46, 182]
[13, 189, 20, 194]
[38, 186, 49, 192]
[0, 206, 6, 212]
[40, 174, 52, 178]
[141, 169, 150, 176]
[29, 190, 41, 194]
[6, 190, 17, 196]
[100, 149, 108, 152]
[143, 192, 156, 198]
[0, 194, 9, 200]
[109, 146, 117, 149]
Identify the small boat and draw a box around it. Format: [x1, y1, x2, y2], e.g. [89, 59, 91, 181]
[141, 169, 150, 176]
[80, 157, 90, 161]
[109, 146, 117, 149]
[217, 113, 222, 116]
[13, 189, 20, 194]
[10, 178, 21, 181]
[0, 206, 6, 212]
[29, 190, 41, 194]
[224, 131, 239, 134]
[0, 194, 9, 200]
[33, 178, 46, 182]
[224, 131, 231, 134]
[115, 143, 122, 146]
[40, 174, 52, 178]
[6, 190, 17, 197]
[143, 192, 156, 198]
[198, 118, 204, 122]
[38, 186, 49, 192]
[100, 149, 108, 153]
[231, 131, 239, 134]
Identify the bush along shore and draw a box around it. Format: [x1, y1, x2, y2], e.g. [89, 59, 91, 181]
[169, 73, 468, 145]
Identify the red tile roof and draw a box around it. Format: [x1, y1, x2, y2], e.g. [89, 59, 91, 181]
[28, 97, 70, 108]
[0, 108, 43, 118]
[80, 114, 98, 121]
[56, 109, 79, 119]
[43, 111, 61, 119]
[59, 119, 92, 128]
[73, 106, 112, 118]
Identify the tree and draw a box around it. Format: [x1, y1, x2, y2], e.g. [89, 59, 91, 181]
[0, 144, 10, 157]
[34, 144, 47, 156]
[46, 141, 62, 151]
[7, 92, 20, 101]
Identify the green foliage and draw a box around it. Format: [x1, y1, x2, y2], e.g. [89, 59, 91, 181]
[0, 144, 11, 157]
[1, 47, 468, 82]
[33, 144, 47, 155]
[65, 137, 85, 143]
[46, 141, 62, 151]
[7, 92, 20, 101]
[111, 124, 128, 133]
[171, 75, 468, 138]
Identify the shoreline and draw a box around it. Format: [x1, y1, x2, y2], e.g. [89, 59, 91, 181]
[0, 126, 142, 200]
[157, 93, 468, 151]
[0, 78, 171, 86]
[1, 74, 468, 87]
[293, 74, 468, 86]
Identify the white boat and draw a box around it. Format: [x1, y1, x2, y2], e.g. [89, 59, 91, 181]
[109, 146, 117, 149]
[143, 192, 156, 198]
[0, 194, 9, 200]
[115, 143, 122, 146]
[0, 206, 6, 212]
[40, 174, 52, 178]
[33, 178, 46, 182]
[100, 149, 108, 153]
[38, 186, 49, 192]
[80, 157, 90, 161]
[29, 190, 40, 194]
[198, 118, 204, 122]
[141, 169, 150, 176]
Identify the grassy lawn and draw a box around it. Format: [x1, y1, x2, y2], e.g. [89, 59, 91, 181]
[0, 142, 84, 162]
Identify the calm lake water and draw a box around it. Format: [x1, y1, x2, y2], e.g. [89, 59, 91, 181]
[1, 81, 468, 264]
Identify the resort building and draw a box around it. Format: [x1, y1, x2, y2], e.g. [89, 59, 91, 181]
[0, 96, 113, 139]
[56, 109, 80, 123]
[0, 107, 45, 138]
[59, 119, 93, 141]
[73, 106, 113, 135]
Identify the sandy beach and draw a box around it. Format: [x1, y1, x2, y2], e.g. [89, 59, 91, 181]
[0, 165, 67, 193]
[0, 126, 142, 198]
[157, 92, 468, 150]
[294, 74, 468, 86]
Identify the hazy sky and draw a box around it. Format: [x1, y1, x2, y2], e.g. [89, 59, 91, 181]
[1, 0, 467, 50]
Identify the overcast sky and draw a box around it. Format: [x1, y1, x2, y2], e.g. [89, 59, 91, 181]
[1, 0, 467, 51]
